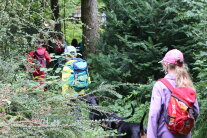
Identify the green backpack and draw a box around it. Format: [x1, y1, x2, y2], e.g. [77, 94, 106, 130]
[67, 58, 89, 91]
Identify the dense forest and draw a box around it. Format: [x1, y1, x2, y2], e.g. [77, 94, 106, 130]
[0, 0, 207, 137]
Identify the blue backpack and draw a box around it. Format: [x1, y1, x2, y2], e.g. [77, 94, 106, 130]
[68, 58, 89, 91]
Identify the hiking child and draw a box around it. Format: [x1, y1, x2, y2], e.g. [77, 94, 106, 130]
[62, 46, 90, 97]
[27, 44, 51, 90]
[147, 49, 199, 138]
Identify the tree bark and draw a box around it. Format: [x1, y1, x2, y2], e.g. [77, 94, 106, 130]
[81, 0, 99, 56]
[51, 0, 61, 32]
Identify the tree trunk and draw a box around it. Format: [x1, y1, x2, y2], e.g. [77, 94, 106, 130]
[81, 0, 99, 57]
[51, 0, 61, 32]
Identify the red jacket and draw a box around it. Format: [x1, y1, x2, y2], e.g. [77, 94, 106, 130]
[26, 47, 51, 79]
[28, 47, 51, 63]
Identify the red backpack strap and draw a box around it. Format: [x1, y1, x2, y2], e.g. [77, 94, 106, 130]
[158, 78, 175, 92]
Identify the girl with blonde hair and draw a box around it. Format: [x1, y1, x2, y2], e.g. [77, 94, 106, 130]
[147, 49, 199, 138]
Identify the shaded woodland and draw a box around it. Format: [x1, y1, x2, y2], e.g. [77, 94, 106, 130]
[0, 0, 207, 137]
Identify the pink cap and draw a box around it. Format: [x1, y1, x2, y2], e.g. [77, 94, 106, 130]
[159, 49, 184, 66]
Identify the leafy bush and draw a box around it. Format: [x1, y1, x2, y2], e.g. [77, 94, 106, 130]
[0, 73, 123, 137]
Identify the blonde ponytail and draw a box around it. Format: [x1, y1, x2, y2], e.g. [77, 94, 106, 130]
[175, 64, 194, 89]
[168, 64, 194, 89]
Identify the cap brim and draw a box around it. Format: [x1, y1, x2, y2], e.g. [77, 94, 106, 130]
[158, 60, 163, 63]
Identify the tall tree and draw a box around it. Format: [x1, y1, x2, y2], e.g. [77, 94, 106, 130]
[51, 0, 61, 32]
[81, 0, 99, 56]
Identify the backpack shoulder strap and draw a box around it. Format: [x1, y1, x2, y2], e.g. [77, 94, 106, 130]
[158, 78, 175, 92]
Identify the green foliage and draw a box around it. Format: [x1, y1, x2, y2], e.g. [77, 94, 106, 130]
[187, 1, 207, 137]
[0, 53, 122, 137]
[106, 80, 155, 126]
[0, 77, 124, 137]
[65, 21, 82, 44]
[90, 0, 206, 87]
[193, 51, 207, 137]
